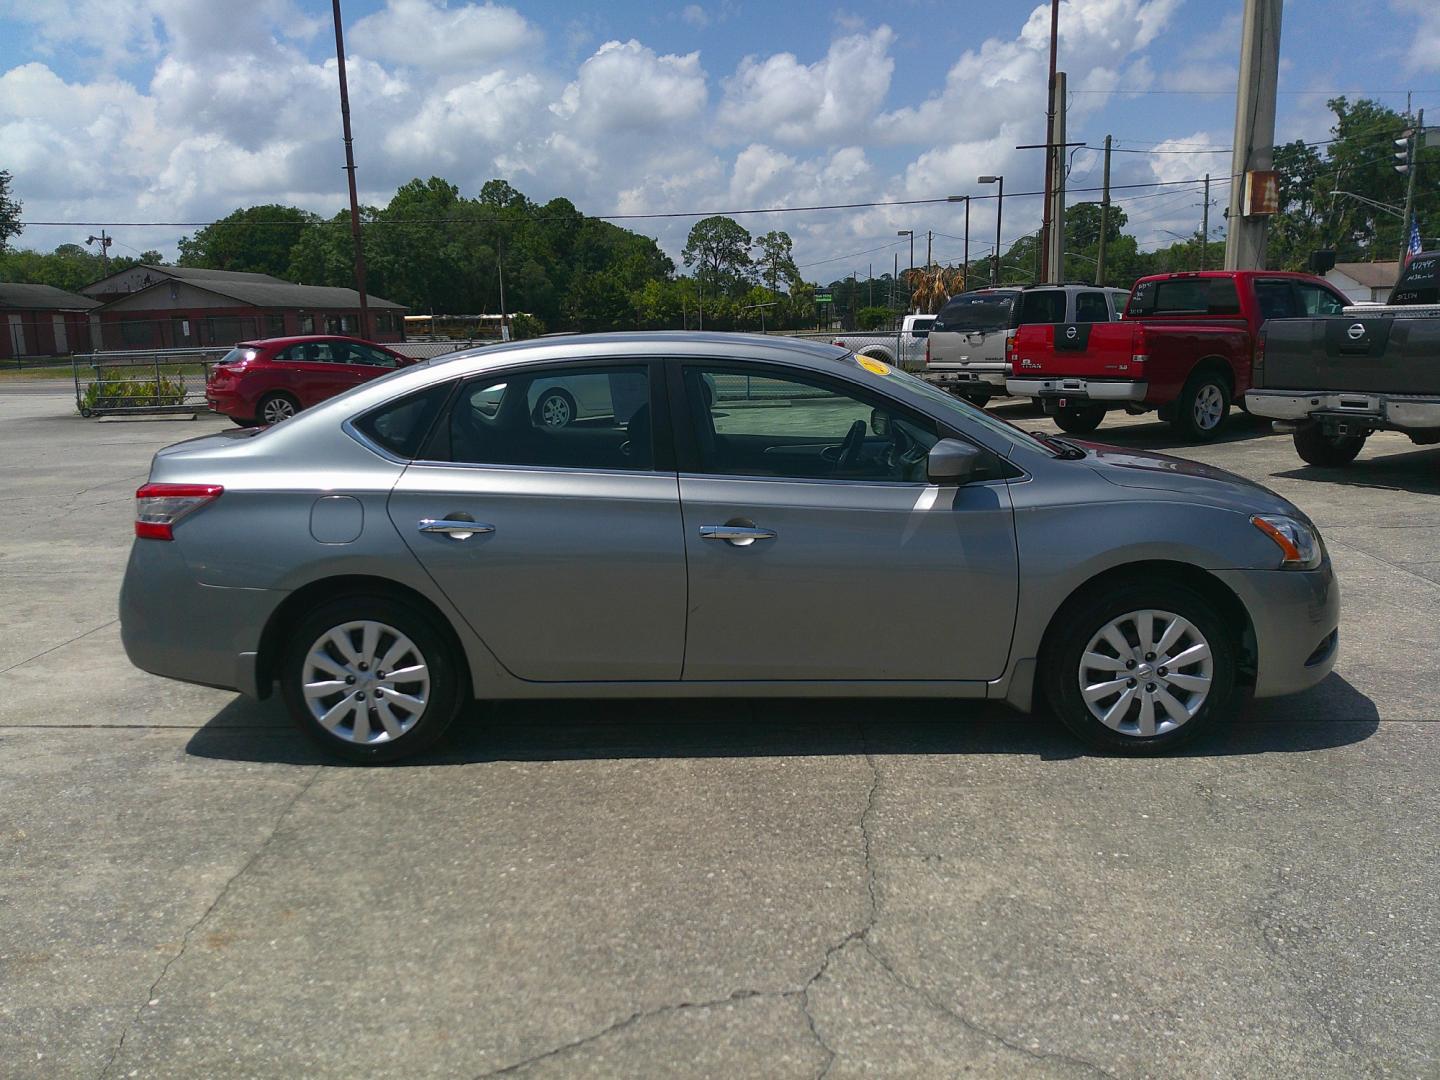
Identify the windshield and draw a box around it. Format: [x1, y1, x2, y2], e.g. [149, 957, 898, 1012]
[934, 291, 1019, 332]
[884, 365, 1058, 457]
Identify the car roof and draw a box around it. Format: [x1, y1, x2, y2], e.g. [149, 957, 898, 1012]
[236, 335, 396, 348]
[429, 331, 852, 369]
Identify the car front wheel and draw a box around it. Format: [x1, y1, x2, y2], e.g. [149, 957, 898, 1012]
[280, 595, 466, 763]
[1041, 582, 1238, 754]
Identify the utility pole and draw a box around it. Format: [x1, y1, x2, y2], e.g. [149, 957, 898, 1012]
[331, 0, 370, 339]
[963, 198, 970, 284]
[1201, 173, 1211, 270]
[1224, 0, 1283, 270]
[893, 252, 899, 312]
[897, 230, 915, 312]
[1399, 108, 1423, 267]
[926, 230, 933, 271]
[1096, 136, 1112, 286]
[1047, 71, 1068, 282]
[85, 230, 112, 275]
[1040, 0, 1060, 282]
[497, 249, 509, 340]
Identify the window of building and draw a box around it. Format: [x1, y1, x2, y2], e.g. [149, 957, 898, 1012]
[300, 314, 315, 334]
[267, 314, 285, 336]
[120, 319, 156, 347]
[206, 316, 247, 344]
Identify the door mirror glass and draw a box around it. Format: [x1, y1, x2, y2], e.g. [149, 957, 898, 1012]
[927, 438, 981, 484]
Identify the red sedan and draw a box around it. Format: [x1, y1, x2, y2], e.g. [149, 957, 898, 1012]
[205, 336, 414, 426]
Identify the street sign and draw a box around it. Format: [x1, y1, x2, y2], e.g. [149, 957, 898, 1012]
[815, 292, 833, 303]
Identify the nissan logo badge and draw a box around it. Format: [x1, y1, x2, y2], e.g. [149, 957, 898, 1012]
[1065, 326, 1078, 340]
[1347, 322, 1366, 341]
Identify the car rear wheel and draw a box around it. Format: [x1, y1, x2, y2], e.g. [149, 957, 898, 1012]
[1171, 370, 1231, 440]
[230, 416, 262, 428]
[1041, 581, 1238, 754]
[280, 595, 466, 763]
[1053, 404, 1106, 434]
[1293, 424, 1364, 467]
[258, 392, 300, 425]
[534, 388, 576, 428]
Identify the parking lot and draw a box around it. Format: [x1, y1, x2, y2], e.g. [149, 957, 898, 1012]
[2, 382, 1437, 1078]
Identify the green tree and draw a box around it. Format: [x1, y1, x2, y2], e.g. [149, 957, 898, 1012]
[754, 230, 800, 292]
[1066, 202, 1128, 250]
[0, 171, 20, 253]
[178, 204, 319, 278]
[683, 215, 753, 297]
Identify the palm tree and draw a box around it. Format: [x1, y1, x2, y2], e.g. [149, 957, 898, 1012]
[904, 264, 969, 313]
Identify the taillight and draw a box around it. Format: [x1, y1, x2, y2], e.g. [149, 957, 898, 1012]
[1130, 325, 1147, 366]
[135, 483, 223, 540]
[1253, 331, 1266, 378]
[924, 338, 931, 366]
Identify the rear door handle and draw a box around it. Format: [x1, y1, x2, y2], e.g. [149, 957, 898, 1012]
[418, 519, 495, 540]
[699, 524, 776, 547]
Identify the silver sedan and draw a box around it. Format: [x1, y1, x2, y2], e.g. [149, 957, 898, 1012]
[120, 333, 1339, 762]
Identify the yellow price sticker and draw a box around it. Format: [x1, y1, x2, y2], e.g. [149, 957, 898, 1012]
[856, 356, 890, 376]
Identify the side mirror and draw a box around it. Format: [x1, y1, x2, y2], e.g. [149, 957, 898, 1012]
[927, 438, 982, 484]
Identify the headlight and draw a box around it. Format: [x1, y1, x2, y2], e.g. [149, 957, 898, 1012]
[1251, 514, 1323, 570]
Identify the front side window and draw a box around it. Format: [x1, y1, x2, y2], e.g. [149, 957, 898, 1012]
[1294, 283, 1346, 316]
[1254, 280, 1299, 320]
[351, 344, 399, 368]
[1074, 292, 1111, 323]
[444, 365, 653, 471]
[684, 366, 940, 483]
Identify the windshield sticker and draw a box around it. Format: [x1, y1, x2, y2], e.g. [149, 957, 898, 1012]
[857, 356, 891, 376]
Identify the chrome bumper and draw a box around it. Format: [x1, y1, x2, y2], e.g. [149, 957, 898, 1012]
[1006, 377, 1148, 402]
[1245, 390, 1440, 430]
[925, 365, 1008, 390]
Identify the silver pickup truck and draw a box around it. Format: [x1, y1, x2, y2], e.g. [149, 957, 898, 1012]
[1245, 253, 1440, 466]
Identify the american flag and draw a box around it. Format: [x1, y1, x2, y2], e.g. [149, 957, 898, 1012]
[1405, 217, 1422, 266]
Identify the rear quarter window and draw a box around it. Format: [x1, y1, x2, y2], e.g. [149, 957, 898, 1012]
[354, 382, 452, 459]
[1017, 291, 1067, 324]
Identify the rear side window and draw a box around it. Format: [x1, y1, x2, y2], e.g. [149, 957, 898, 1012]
[1017, 291, 1067, 324]
[444, 365, 654, 471]
[354, 382, 452, 459]
[1074, 292, 1110, 322]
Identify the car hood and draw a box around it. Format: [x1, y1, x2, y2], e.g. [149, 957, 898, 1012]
[1079, 441, 1300, 517]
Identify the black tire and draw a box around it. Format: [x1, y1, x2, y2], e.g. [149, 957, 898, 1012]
[1293, 424, 1364, 467]
[1040, 580, 1239, 755]
[960, 392, 989, 409]
[258, 392, 300, 425]
[533, 388, 577, 428]
[1170, 368, 1231, 441]
[279, 595, 467, 764]
[1053, 404, 1106, 435]
[230, 416, 262, 428]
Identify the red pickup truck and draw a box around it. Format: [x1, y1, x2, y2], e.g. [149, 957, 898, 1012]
[1005, 270, 1351, 439]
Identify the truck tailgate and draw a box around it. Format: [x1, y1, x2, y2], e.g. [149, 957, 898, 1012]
[1010, 322, 1136, 378]
[1259, 316, 1440, 394]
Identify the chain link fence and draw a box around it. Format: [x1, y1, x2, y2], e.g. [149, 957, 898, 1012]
[72, 347, 230, 417]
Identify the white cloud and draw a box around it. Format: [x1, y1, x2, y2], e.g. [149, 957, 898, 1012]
[718, 28, 895, 145]
[349, 0, 539, 71]
[552, 40, 707, 133]
[680, 5, 709, 30]
[1392, 0, 1440, 71]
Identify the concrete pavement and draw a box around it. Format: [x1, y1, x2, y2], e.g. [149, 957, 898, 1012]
[1, 385, 1437, 1077]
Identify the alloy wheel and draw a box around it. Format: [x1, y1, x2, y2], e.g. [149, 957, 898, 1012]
[301, 620, 431, 745]
[1077, 608, 1214, 738]
[539, 393, 572, 427]
[262, 396, 297, 423]
[1192, 383, 1225, 431]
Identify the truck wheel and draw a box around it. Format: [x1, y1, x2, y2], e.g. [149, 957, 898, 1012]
[1054, 404, 1105, 435]
[1171, 370, 1231, 441]
[1294, 424, 1364, 467]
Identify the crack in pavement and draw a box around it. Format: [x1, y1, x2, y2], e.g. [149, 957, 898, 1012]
[96, 767, 322, 1080]
[471, 725, 1117, 1079]
[0, 619, 117, 676]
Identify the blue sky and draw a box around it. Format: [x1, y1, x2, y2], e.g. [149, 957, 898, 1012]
[1, 0, 1437, 279]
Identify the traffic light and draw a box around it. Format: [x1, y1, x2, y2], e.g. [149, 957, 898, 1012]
[1395, 129, 1414, 175]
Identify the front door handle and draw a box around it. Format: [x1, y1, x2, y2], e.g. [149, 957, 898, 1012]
[418, 518, 495, 540]
[699, 524, 776, 547]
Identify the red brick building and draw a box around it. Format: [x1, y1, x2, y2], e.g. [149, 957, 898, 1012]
[0, 283, 99, 359]
[80, 264, 407, 349]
